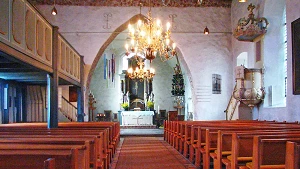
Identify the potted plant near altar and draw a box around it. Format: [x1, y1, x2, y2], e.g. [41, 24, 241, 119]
[121, 102, 129, 111]
[147, 101, 154, 111]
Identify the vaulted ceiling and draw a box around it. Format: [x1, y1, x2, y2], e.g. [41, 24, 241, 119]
[29, 0, 232, 8]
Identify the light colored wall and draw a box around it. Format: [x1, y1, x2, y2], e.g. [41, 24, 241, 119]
[37, 5, 233, 120]
[89, 50, 121, 116]
[151, 55, 174, 113]
[89, 49, 176, 117]
[231, 0, 300, 122]
[285, 0, 300, 121]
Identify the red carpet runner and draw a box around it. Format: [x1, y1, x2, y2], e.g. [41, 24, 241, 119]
[111, 137, 196, 169]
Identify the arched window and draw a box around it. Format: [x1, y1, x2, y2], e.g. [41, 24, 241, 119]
[237, 52, 248, 67]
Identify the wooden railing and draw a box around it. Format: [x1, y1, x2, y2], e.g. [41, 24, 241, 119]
[0, 0, 81, 84]
[58, 34, 81, 82]
[224, 84, 239, 120]
[60, 96, 77, 122]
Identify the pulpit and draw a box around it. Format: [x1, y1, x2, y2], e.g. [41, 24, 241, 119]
[121, 111, 154, 126]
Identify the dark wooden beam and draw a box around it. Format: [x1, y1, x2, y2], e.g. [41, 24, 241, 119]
[47, 26, 59, 128]
[77, 55, 85, 122]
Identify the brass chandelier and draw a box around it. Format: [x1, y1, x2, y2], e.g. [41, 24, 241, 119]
[127, 57, 155, 81]
[125, 0, 177, 62]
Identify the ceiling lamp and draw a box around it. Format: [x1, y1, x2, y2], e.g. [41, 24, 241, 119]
[51, 0, 57, 15]
[239, 0, 247, 2]
[125, 1, 176, 62]
[127, 57, 155, 81]
[204, 26, 209, 35]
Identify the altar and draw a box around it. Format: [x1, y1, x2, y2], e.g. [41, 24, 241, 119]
[121, 111, 154, 126]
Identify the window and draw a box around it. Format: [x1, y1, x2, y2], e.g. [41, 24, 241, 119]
[283, 8, 287, 99]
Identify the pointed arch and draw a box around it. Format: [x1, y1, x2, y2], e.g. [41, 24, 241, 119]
[86, 14, 146, 92]
[85, 14, 194, 116]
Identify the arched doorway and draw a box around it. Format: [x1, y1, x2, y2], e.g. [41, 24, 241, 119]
[86, 15, 193, 122]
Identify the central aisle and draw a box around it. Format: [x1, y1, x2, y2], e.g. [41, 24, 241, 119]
[112, 137, 196, 169]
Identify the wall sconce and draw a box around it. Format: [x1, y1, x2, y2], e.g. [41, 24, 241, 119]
[204, 26, 209, 35]
[51, 0, 57, 15]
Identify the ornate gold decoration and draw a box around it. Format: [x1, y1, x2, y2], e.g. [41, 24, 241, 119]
[234, 3, 269, 42]
[125, 1, 176, 62]
[233, 66, 265, 109]
[127, 56, 155, 81]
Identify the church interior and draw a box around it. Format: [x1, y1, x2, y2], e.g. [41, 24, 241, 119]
[0, 0, 300, 168]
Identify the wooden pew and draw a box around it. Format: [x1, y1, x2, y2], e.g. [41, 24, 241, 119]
[248, 137, 300, 169]
[164, 120, 168, 141]
[0, 144, 87, 168]
[214, 130, 300, 169]
[0, 138, 93, 168]
[0, 135, 102, 168]
[285, 141, 300, 169]
[180, 121, 300, 169]
[59, 122, 120, 152]
[44, 158, 56, 169]
[175, 121, 188, 151]
[0, 122, 121, 169]
[1, 121, 120, 159]
[0, 130, 106, 169]
[191, 124, 274, 168]
[181, 120, 266, 162]
[0, 121, 120, 151]
[0, 147, 80, 169]
[230, 134, 300, 169]
[0, 122, 119, 156]
[168, 120, 260, 146]
[165, 120, 300, 169]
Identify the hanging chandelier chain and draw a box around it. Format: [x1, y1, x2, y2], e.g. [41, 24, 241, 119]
[125, 0, 177, 62]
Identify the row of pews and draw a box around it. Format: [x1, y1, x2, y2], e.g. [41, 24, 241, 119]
[0, 121, 120, 169]
[164, 120, 300, 169]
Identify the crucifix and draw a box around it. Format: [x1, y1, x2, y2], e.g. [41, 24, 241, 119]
[132, 115, 143, 125]
[134, 81, 138, 95]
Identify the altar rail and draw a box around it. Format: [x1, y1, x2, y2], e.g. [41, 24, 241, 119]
[0, 0, 82, 84]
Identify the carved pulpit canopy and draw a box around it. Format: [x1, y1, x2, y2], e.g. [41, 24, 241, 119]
[234, 3, 269, 42]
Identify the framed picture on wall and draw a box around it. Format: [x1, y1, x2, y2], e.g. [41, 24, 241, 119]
[69, 86, 77, 102]
[212, 74, 221, 94]
[292, 17, 300, 95]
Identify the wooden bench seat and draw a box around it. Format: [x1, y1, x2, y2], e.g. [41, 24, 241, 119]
[165, 120, 300, 169]
[0, 122, 120, 169]
[0, 130, 107, 169]
[214, 130, 300, 169]
[250, 137, 300, 169]
[0, 148, 80, 169]
[230, 134, 300, 169]
[0, 138, 95, 168]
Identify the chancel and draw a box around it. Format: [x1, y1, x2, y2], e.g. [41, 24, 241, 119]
[120, 55, 156, 126]
[0, 0, 300, 168]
